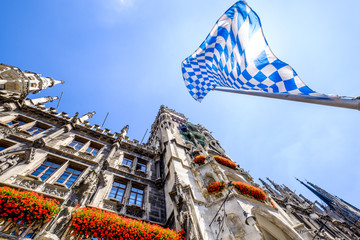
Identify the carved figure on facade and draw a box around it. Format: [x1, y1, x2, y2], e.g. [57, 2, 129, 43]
[70, 159, 107, 207]
[0, 154, 20, 173]
[0, 126, 19, 139]
[178, 122, 206, 148]
[48, 206, 73, 238]
[116, 125, 129, 141]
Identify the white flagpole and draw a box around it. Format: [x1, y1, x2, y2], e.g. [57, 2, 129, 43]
[213, 87, 360, 111]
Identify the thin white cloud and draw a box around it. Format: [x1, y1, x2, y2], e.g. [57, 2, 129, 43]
[107, 0, 134, 12]
[90, 0, 136, 26]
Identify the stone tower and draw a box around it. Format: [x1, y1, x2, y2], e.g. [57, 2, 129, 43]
[147, 105, 306, 240]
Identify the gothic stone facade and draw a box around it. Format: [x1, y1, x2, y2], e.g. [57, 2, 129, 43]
[0, 64, 358, 240]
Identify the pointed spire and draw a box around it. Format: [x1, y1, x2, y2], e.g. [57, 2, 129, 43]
[39, 77, 64, 90]
[259, 178, 280, 196]
[296, 178, 334, 206]
[266, 177, 286, 195]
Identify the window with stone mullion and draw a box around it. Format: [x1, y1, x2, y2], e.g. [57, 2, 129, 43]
[122, 157, 133, 168]
[32, 160, 61, 181]
[26, 125, 46, 135]
[6, 119, 28, 128]
[129, 186, 144, 207]
[69, 139, 86, 151]
[56, 167, 82, 188]
[109, 181, 127, 202]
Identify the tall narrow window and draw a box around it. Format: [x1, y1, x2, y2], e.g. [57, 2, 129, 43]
[122, 157, 133, 168]
[56, 167, 82, 188]
[129, 186, 144, 207]
[69, 138, 86, 150]
[108, 181, 127, 202]
[31, 160, 61, 181]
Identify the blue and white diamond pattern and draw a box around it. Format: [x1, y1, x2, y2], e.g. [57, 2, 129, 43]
[181, 1, 319, 102]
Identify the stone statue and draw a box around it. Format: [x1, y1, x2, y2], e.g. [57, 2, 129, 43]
[68, 159, 107, 207]
[178, 122, 206, 147]
[70, 112, 79, 124]
[119, 125, 129, 140]
[0, 154, 20, 173]
[0, 127, 18, 139]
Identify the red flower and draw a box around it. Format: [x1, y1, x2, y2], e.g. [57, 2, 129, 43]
[70, 207, 184, 240]
[213, 156, 238, 169]
[206, 181, 225, 193]
[193, 155, 206, 164]
[0, 187, 60, 225]
[232, 181, 267, 201]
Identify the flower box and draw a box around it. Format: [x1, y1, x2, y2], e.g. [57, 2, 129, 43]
[0, 186, 60, 224]
[232, 181, 267, 201]
[70, 207, 185, 240]
[206, 181, 225, 194]
[213, 155, 237, 169]
[193, 155, 206, 164]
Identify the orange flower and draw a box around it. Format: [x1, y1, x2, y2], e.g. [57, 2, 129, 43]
[213, 156, 237, 169]
[193, 155, 206, 164]
[232, 181, 267, 201]
[206, 181, 225, 193]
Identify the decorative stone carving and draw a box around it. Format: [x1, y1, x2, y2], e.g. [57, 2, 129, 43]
[60, 146, 94, 161]
[26, 148, 36, 163]
[116, 125, 129, 141]
[135, 169, 146, 178]
[43, 184, 70, 198]
[103, 199, 123, 212]
[37, 232, 60, 240]
[126, 205, 145, 218]
[118, 164, 131, 173]
[68, 161, 106, 207]
[0, 126, 18, 139]
[12, 175, 42, 190]
[0, 154, 20, 173]
[48, 207, 72, 238]
[60, 146, 77, 155]
[2, 102, 17, 112]
[33, 138, 46, 148]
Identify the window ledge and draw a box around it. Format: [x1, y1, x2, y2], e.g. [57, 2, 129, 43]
[125, 204, 145, 218]
[135, 169, 147, 177]
[53, 182, 69, 189]
[83, 152, 96, 156]
[106, 198, 123, 205]
[26, 174, 41, 181]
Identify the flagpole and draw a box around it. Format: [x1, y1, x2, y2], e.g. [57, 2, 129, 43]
[213, 87, 360, 111]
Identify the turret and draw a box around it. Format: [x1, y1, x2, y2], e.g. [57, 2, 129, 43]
[0, 64, 64, 99]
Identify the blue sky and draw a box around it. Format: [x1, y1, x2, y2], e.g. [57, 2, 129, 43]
[2, 0, 360, 207]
